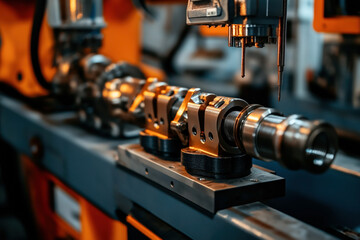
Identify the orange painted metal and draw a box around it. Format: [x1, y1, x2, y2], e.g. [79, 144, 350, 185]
[199, 26, 228, 37]
[126, 215, 162, 240]
[22, 156, 128, 240]
[101, 0, 142, 65]
[313, 0, 360, 34]
[0, 0, 159, 97]
[0, 1, 52, 97]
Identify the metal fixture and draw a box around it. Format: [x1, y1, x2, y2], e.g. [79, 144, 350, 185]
[104, 79, 338, 178]
[186, 0, 288, 100]
[77, 62, 147, 137]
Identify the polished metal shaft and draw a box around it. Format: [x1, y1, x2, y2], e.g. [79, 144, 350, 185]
[241, 38, 246, 78]
[276, 0, 287, 101]
[224, 105, 338, 173]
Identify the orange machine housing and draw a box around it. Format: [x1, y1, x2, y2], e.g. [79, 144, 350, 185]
[23, 156, 162, 240]
[0, 0, 163, 98]
[23, 156, 128, 240]
[313, 0, 360, 34]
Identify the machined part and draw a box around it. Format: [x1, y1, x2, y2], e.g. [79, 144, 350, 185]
[81, 54, 111, 82]
[102, 76, 148, 112]
[139, 131, 182, 158]
[229, 24, 276, 39]
[232, 106, 338, 173]
[144, 85, 188, 139]
[101, 77, 151, 127]
[128, 77, 161, 114]
[98, 62, 146, 87]
[187, 95, 248, 156]
[241, 107, 281, 158]
[140, 84, 190, 156]
[186, 0, 287, 85]
[77, 61, 146, 138]
[278, 117, 338, 173]
[170, 88, 201, 146]
[52, 56, 80, 96]
[181, 148, 252, 179]
[102, 78, 123, 104]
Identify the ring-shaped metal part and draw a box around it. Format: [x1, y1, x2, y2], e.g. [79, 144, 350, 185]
[273, 114, 302, 163]
[241, 107, 281, 158]
[234, 104, 262, 152]
[216, 98, 248, 154]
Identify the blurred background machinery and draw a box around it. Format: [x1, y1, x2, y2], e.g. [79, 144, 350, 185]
[0, 0, 359, 239]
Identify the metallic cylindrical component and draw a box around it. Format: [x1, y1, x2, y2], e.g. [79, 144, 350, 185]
[47, 0, 105, 29]
[225, 105, 338, 173]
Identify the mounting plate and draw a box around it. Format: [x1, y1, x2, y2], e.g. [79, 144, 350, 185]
[117, 144, 285, 213]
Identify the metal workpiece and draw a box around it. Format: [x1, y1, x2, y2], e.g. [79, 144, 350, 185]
[98, 62, 146, 87]
[117, 144, 285, 213]
[128, 82, 338, 177]
[187, 95, 248, 156]
[228, 24, 278, 48]
[144, 86, 188, 138]
[170, 88, 201, 146]
[53, 50, 111, 98]
[80, 54, 112, 82]
[226, 105, 339, 173]
[52, 55, 81, 97]
[77, 65, 148, 138]
[47, 0, 109, 106]
[51, 36, 108, 101]
[182, 95, 252, 178]
[140, 85, 188, 156]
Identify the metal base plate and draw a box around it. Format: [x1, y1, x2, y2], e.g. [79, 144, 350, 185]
[117, 144, 285, 213]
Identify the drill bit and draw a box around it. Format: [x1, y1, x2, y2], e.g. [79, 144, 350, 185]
[277, 20, 284, 102]
[276, 0, 287, 101]
[277, 67, 283, 101]
[241, 38, 246, 78]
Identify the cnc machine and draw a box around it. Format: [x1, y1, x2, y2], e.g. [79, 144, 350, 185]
[0, 0, 359, 239]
